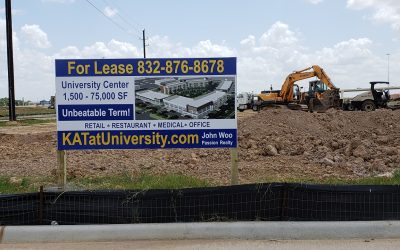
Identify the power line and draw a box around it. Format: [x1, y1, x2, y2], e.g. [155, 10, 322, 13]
[85, 0, 134, 37]
[100, 0, 150, 57]
[86, 0, 149, 55]
[101, 0, 144, 34]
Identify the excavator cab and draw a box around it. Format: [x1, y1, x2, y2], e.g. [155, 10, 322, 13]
[306, 80, 340, 112]
[309, 80, 328, 95]
[293, 84, 301, 101]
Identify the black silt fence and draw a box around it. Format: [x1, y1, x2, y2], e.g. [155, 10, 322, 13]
[0, 183, 400, 225]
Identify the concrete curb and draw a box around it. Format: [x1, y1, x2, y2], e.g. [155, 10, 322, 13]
[1, 221, 399, 243]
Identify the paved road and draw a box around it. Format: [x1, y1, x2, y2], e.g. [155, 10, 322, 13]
[1, 239, 400, 250]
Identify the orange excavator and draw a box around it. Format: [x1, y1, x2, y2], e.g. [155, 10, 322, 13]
[252, 65, 341, 111]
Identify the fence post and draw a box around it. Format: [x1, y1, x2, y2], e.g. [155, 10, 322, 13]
[230, 147, 239, 185]
[38, 186, 44, 225]
[280, 183, 289, 220]
[57, 150, 67, 189]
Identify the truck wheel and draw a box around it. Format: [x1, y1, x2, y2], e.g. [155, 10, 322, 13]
[252, 105, 259, 111]
[347, 104, 355, 111]
[361, 100, 376, 112]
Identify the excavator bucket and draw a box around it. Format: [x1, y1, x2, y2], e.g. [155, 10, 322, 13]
[310, 89, 341, 112]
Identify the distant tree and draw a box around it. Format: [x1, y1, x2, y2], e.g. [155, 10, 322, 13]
[15, 100, 24, 106]
[0, 98, 9, 106]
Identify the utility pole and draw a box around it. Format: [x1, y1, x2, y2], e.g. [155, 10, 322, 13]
[142, 29, 149, 58]
[386, 53, 390, 83]
[5, 0, 16, 121]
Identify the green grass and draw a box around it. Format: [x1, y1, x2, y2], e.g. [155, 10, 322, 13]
[74, 173, 210, 190]
[260, 169, 400, 185]
[0, 177, 49, 194]
[0, 173, 210, 194]
[0, 106, 55, 117]
[2, 170, 400, 195]
[0, 119, 55, 127]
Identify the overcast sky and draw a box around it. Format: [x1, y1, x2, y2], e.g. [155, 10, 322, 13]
[0, 0, 399, 101]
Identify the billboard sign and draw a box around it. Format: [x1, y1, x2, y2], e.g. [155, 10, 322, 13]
[55, 58, 237, 150]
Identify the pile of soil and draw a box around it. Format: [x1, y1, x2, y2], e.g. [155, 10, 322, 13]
[0, 108, 399, 185]
[391, 94, 400, 100]
[239, 108, 400, 181]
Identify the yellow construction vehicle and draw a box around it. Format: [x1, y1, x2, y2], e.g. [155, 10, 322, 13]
[252, 65, 341, 111]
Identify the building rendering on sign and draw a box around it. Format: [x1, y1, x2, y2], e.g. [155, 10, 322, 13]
[136, 77, 235, 119]
[164, 91, 227, 118]
[158, 78, 210, 94]
[136, 90, 170, 106]
[216, 80, 234, 93]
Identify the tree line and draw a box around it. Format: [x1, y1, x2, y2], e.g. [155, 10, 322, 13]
[0, 98, 30, 106]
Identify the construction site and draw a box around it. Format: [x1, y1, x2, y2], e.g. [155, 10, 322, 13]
[1, 66, 400, 186]
[237, 65, 400, 113]
[1, 62, 400, 187]
[0, 109, 398, 183]
[3, 2, 400, 247]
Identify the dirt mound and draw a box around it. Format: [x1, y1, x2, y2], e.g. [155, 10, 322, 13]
[239, 108, 400, 179]
[391, 94, 400, 100]
[0, 109, 399, 185]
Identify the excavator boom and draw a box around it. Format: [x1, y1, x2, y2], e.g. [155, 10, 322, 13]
[312, 65, 337, 90]
[280, 65, 338, 102]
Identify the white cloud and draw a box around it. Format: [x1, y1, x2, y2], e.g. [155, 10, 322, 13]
[144, 36, 236, 58]
[306, 0, 324, 4]
[191, 40, 236, 57]
[103, 6, 118, 18]
[317, 38, 373, 64]
[347, 0, 400, 31]
[259, 21, 299, 47]
[41, 0, 75, 3]
[1, 20, 399, 101]
[55, 39, 140, 59]
[232, 22, 397, 94]
[240, 35, 256, 47]
[20, 24, 51, 49]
